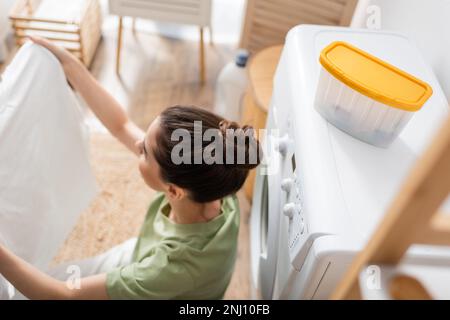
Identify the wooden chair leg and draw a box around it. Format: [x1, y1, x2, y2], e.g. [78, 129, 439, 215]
[199, 27, 206, 84]
[132, 18, 137, 35]
[116, 16, 124, 74]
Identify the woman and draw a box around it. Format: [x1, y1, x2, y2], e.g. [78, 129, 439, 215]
[0, 37, 261, 300]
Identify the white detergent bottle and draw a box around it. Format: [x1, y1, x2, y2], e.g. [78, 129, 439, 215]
[214, 50, 250, 122]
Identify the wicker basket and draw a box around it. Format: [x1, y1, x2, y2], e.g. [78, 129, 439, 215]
[9, 0, 102, 67]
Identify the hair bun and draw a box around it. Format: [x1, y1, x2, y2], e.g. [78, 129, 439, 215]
[219, 120, 240, 134]
[219, 120, 262, 170]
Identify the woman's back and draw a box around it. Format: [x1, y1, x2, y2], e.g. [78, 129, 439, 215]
[106, 193, 240, 300]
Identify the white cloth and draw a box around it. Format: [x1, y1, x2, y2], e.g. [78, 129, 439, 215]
[47, 238, 137, 283]
[13, 239, 135, 300]
[0, 42, 98, 299]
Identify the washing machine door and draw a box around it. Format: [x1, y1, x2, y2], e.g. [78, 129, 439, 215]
[250, 133, 282, 300]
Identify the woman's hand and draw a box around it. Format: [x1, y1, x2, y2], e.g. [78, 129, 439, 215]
[29, 36, 80, 67]
[28, 36, 84, 85]
[28, 36, 144, 155]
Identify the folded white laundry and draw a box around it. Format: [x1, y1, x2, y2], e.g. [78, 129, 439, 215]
[0, 42, 98, 299]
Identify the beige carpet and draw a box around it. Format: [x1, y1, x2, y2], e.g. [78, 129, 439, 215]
[53, 132, 251, 299]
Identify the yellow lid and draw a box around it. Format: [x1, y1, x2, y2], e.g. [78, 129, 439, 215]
[319, 41, 433, 112]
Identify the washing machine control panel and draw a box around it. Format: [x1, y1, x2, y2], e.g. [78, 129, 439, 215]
[277, 120, 314, 270]
[284, 172, 307, 249]
[281, 155, 313, 270]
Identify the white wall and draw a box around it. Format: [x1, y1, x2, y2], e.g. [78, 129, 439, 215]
[0, 0, 16, 62]
[351, 0, 450, 102]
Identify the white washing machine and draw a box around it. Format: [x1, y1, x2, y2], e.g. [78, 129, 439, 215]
[250, 25, 450, 300]
[250, 104, 282, 299]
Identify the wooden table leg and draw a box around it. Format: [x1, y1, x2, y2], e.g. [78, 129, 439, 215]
[116, 16, 124, 74]
[199, 26, 206, 84]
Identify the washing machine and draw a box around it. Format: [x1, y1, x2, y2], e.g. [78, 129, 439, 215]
[250, 25, 450, 300]
[250, 102, 282, 299]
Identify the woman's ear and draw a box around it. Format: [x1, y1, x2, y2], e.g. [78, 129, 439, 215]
[166, 184, 186, 201]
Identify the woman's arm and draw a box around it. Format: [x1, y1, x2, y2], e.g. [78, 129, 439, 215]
[29, 37, 144, 156]
[0, 244, 109, 300]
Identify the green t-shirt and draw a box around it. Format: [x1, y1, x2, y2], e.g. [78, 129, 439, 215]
[106, 193, 240, 300]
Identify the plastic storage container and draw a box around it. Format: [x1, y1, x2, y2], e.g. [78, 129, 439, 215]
[214, 50, 250, 122]
[314, 41, 433, 148]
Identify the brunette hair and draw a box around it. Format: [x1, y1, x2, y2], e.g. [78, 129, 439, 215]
[153, 106, 262, 203]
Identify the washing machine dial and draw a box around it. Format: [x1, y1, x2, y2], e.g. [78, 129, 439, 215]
[276, 135, 292, 157]
[300, 221, 306, 235]
[283, 203, 296, 219]
[281, 178, 294, 193]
